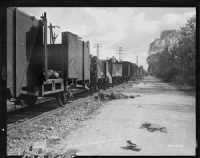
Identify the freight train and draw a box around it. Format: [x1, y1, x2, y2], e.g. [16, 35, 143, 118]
[6, 8, 145, 107]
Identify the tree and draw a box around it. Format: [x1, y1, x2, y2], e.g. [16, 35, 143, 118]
[146, 15, 196, 85]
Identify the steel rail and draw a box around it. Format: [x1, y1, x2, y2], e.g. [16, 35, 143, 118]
[7, 95, 94, 130]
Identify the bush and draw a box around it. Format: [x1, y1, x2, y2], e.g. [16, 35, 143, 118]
[186, 75, 195, 86]
[161, 66, 179, 82]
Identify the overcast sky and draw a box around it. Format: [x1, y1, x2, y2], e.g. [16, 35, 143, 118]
[19, 7, 195, 70]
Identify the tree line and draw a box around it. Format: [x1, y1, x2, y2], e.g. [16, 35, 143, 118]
[147, 15, 196, 86]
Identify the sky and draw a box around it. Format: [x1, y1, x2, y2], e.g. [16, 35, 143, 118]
[18, 7, 195, 70]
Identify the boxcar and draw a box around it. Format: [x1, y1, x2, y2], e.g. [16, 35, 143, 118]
[121, 61, 131, 81]
[111, 63, 123, 84]
[97, 58, 106, 79]
[48, 32, 90, 87]
[89, 56, 107, 90]
[130, 63, 137, 80]
[7, 8, 44, 104]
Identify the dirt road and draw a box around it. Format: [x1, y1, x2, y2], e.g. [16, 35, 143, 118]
[56, 76, 196, 155]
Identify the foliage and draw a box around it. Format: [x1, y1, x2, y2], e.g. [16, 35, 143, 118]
[147, 15, 196, 86]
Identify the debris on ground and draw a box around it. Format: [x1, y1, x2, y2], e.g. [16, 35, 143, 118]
[126, 140, 137, 147]
[140, 122, 168, 133]
[95, 90, 141, 101]
[121, 140, 141, 152]
[7, 82, 137, 155]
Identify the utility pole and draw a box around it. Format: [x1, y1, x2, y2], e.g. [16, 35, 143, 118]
[94, 43, 102, 58]
[116, 47, 126, 61]
[117, 47, 122, 61]
[48, 23, 60, 44]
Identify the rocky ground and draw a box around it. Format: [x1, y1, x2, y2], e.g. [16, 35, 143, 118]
[51, 76, 195, 156]
[7, 76, 196, 156]
[7, 83, 133, 155]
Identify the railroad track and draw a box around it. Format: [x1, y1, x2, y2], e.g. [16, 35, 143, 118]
[7, 92, 95, 131]
[7, 83, 131, 131]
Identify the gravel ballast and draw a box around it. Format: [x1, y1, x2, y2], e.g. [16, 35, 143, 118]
[7, 83, 134, 155]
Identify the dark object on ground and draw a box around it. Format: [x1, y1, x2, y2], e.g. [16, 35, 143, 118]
[110, 92, 128, 99]
[95, 90, 137, 101]
[121, 141, 141, 152]
[140, 122, 151, 128]
[126, 140, 137, 147]
[140, 122, 168, 133]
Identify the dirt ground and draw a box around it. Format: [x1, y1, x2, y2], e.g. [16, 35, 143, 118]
[53, 76, 196, 156]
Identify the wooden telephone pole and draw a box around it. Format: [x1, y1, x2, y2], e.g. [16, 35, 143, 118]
[116, 47, 126, 61]
[48, 23, 60, 44]
[94, 43, 102, 58]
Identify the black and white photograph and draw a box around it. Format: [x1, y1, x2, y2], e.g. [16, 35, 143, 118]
[3, 5, 197, 156]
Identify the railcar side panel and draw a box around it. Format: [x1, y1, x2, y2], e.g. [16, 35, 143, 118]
[83, 41, 90, 80]
[16, 9, 43, 96]
[7, 8, 43, 97]
[7, 8, 15, 96]
[62, 32, 83, 80]
[112, 63, 122, 77]
[97, 59, 105, 79]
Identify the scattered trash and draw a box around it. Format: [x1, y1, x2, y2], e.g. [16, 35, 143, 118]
[140, 122, 167, 133]
[96, 90, 138, 101]
[121, 140, 141, 152]
[126, 140, 137, 147]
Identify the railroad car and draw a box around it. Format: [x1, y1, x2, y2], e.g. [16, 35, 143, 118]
[7, 8, 90, 107]
[111, 62, 123, 85]
[7, 7, 44, 105]
[121, 61, 132, 82]
[130, 63, 138, 80]
[89, 56, 108, 90]
[6, 7, 142, 108]
[47, 32, 90, 88]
